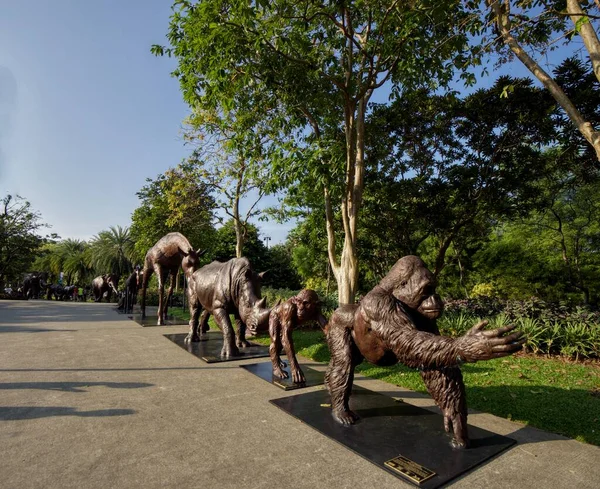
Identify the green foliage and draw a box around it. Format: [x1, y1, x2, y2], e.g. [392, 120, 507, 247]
[33, 238, 92, 285]
[88, 226, 135, 280]
[210, 219, 268, 268]
[262, 244, 302, 290]
[0, 194, 48, 288]
[471, 283, 495, 297]
[438, 306, 600, 360]
[472, 178, 600, 305]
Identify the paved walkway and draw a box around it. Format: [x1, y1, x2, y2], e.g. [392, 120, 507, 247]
[0, 300, 598, 489]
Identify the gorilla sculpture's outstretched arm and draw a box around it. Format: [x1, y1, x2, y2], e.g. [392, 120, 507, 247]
[361, 287, 524, 369]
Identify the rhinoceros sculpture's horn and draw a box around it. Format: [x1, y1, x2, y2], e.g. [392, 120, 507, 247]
[257, 307, 271, 329]
[256, 297, 267, 309]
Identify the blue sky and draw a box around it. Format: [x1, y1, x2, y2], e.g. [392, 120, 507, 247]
[0, 0, 294, 244]
[0, 1, 580, 246]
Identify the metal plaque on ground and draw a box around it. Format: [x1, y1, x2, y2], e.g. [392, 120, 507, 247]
[129, 314, 188, 327]
[241, 362, 325, 390]
[270, 386, 516, 488]
[164, 332, 271, 363]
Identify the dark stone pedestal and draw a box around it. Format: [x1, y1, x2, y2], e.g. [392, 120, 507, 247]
[128, 314, 188, 327]
[270, 386, 516, 488]
[164, 332, 271, 363]
[240, 362, 325, 390]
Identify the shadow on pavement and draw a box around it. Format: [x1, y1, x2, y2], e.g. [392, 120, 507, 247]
[0, 326, 78, 333]
[0, 381, 154, 392]
[0, 406, 136, 420]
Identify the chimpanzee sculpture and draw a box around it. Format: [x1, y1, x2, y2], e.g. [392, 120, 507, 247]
[91, 274, 119, 302]
[269, 289, 328, 384]
[140, 232, 204, 325]
[185, 257, 271, 358]
[325, 255, 525, 448]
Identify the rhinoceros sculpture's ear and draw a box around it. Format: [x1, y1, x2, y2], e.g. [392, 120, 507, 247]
[256, 297, 267, 309]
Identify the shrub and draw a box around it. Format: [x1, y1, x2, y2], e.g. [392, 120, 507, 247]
[471, 282, 495, 297]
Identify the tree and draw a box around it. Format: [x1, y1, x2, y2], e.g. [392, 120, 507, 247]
[209, 219, 270, 272]
[154, 0, 472, 302]
[33, 239, 91, 285]
[361, 76, 556, 279]
[473, 1, 600, 162]
[0, 194, 47, 289]
[184, 108, 271, 258]
[130, 161, 216, 263]
[472, 177, 600, 305]
[88, 226, 135, 280]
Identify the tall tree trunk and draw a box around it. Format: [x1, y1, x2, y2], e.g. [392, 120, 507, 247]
[233, 169, 244, 258]
[488, 0, 600, 161]
[567, 0, 600, 83]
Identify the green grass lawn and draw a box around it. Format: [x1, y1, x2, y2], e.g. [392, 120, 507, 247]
[170, 309, 600, 446]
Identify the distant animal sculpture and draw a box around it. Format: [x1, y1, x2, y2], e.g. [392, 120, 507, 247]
[139, 232, 204, 325]
[91, 274, 119, 302]
[325, 255, 525, 448]
[62, 285, 76, 300]
[269, 289, 328, 384]
[46, 284, 65, 301]
[185, 257, 271, 358]
[123, 267, 142, 312]
[22, 272, 47, 299]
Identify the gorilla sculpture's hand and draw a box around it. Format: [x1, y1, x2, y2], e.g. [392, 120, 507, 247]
[456, 320, 525, 363]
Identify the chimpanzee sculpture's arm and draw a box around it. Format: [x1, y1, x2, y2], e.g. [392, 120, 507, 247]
[269, 289, 328, 384]
[325, 255, 525, 448]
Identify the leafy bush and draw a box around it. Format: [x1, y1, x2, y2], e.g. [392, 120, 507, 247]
[445, 296, 600, 323]
[440, 309, 600, 360]
[471, 282, 495, 297]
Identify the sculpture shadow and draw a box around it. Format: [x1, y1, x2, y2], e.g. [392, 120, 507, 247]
[0, 406, 135, 421]
[0, 381, 154, 393]
[0, 326, 78, 334]
[0, 302, 132, 324]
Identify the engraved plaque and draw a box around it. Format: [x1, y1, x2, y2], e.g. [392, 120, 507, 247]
[384, 455, 436, 485]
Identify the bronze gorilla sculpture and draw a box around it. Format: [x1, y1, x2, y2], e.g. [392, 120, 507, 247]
[325, 255, 525, 448]
[140, 232, 204, 325]
[269, 289, 328, 384]
[185, 257, 271, 358]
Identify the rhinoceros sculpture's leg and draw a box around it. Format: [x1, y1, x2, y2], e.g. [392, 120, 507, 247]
[185, 289, 202, 343]
[213, 308, 240, 358]
[199, 310, 210, 338]
[234, 311, 251, 348]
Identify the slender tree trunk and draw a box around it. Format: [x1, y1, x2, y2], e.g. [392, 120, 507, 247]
[567, 0, 600, 83]
[488, 0, 600, 161]
[233, 167, 244, 258]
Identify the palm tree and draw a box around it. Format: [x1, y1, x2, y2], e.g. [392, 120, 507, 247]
[61, 239, 92, 284]
[33, 239, 91, 285]
[89, 226, 135, 280]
